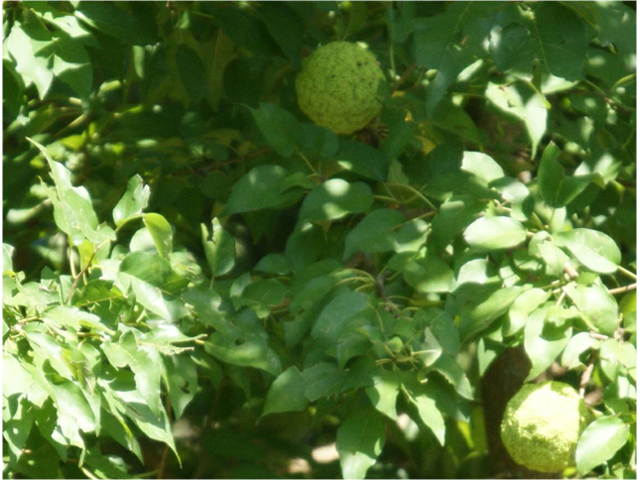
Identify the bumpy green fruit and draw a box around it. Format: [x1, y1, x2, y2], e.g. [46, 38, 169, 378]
[295, 41, 385, 134]
[501, 381, 591, 473]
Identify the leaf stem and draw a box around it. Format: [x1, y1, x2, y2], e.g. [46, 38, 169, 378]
[579, 350, 596, 397]
[385, 182, 437, 210]
[618, 266, 637, 281]
[374, 194, 400, 204]
[295, 148, 319, 175]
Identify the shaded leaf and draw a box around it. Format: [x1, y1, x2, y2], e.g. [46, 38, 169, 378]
[299, 179, 373, 223]
[262, 366, 308, 417]
[336, 407, 386, 480]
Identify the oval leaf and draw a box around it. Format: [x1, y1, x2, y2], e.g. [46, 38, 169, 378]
[576, 416, 630, 474]
[464, 216, 526, 250]
[555, 229, 621, 274]
[299, 179, 373, 223]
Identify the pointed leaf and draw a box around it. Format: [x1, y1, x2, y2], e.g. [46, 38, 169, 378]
[336, 407, 386, 480]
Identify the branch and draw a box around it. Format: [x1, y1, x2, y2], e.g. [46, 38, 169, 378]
[608, 283, 636, 296]
[589, 331, 609, 341]
[392, 62, 418, 92]
[579, 351, 597, 397]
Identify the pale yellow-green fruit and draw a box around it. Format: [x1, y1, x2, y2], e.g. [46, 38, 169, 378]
[295, 41, 385, 134]
[500, 381, 592, 473]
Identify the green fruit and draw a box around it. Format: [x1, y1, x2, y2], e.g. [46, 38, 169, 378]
[295, 41, 385, 134]
[500, 381, 591, 473]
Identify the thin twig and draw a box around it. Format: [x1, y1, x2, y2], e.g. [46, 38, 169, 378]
[579, 351, 597, 397]
[589, 331, 609, 341]
[608, 283, 637, 296]
[392, 62, 417, 92]
[563, 263, 579, 280]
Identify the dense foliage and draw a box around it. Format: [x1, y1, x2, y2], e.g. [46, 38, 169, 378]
[2, 1, 637, 478]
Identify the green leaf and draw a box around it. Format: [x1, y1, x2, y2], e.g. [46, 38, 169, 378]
[555, 229, 621, 274]
[113, 175, 150, 227]
[538, 143, 595, 208]
[431, 354, 473, 400]
[297, 123, 340, 162]
[143, 213, 172, 259]
[403, 383, 446, 445]
[208, 4, 278, 56]
[83, 448, 134, 479]
[366, 371, 400, 421]
[258, 3, 303, 69]
[561, 332, 598, 369]
[430, 100, 481, 144]
[3, 243, 15, 273]
[491, 177, 531, 222]
[576, 416, 630, 475]
[118, 252, 189, 321]
[224, 165, 304, 215]
[413, 327, 442, 367]
[2, 354, 37, 400]
[431, 197, 486, 251]
[24, 329, 75, 382]
[43, 305, 112, 333]
[50, 380, 97, 447]
[103, 330, 163, 416]
[30, 138, 115, 246]
[464, 216, 527, 250]
[163, 354, 198, 420]
[459, 287, 523, 341]
[524, 306, 573, 381]
[485, 82, 547, 155]
[47, 34, 93, 99]
[491, 3, 588, 81]
[299, 179, 373, 223]
[239, 279, 288, 318]
[99, 370, 178, 460]
[3, 397, 34, 460]
[254, 253, 291, 275]
[204, 324, 282, 377]
[461, 152, 505, 185]
[249, 102, 300, 157]
[414, 2, 491, 112]
[175, 45, 207, 105]
[537, 241, 571, 277]
[506, 288, 551, 336]
[201, 218, 235, 277]
[395, 219, 430, 253]
[337, 139, 388, 182]
[75, 2, 158, 45]
[5, 19, 54, 97]
[565, 283, 619, 336]
[302, 362, 347, 401]
[311, 291, 369, 347]
[262, 366, 308, 417]
[343, 209, 405, 260]
[422, 309, 460, 356]
[400, 252, 454, 294]
[336, 407, 386, 480]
